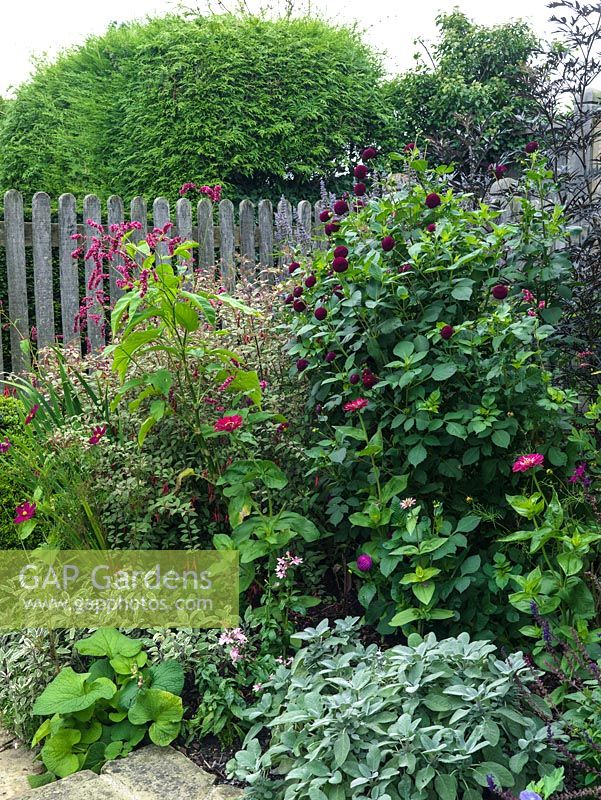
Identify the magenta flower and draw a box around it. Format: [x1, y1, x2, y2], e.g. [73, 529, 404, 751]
[568, 462, 591, 487]
[285, 293, 294, 304]
[357, 553, 373, 572]
[293, 286, 303, 298]
[381, 236, 395, 252]
[288, 261, 300, 274]
[344, 398, 369, 412]
[440, 325, 455, 340]
[319, 209, 332, 223]
[333, 199, 349, 216]
[353, 183, 367, 197]
[404, 142, 416, 152]
[305, 274, 317, 288]
[333, 257, 349, 273]
[425, 192, 441, 209]
[314, 307, 327, 321]
[525, 141, 539, 154]
[354, 164, 368, 180]
[362, 369, 378, 389]
[0, 439, 11, 454]
[89, 425, 107, 445]
[399, 264, 412, 273]
[491, 163, 508, 179]
[361, 146, 377, 160]
[333, 245, 349, 258]
[492, 284, 509, 300]
[24, 404, 40, 425]
[296, 358, 309, 372]
[512, 453, 544, 473]
[426, 222, 437, 233]
[14, 501, 36, 525]
[214, 415, 243, 433]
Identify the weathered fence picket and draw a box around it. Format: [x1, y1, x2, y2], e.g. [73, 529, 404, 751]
[0, 191, 321, 375]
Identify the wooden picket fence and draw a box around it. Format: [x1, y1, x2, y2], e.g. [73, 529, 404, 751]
[0, 192, 320, 376]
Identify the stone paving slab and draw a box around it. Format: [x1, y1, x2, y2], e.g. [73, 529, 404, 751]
[18, 773, 119, 800]
[0, 728, 43, 800]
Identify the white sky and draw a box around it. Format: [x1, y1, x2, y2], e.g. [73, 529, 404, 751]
[0, 0, 555, 97]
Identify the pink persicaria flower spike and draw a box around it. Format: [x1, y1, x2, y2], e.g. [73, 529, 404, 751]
[214, 414, 243, 433]
[89, 425, 107, 445]
[512, 453, 544, 473]
[14, 501, 36, 524]
[24, 404, 40, 425]
[357, 553, 373, 572]
[0, 439, 11, 454]
[343, 397, 369, 412]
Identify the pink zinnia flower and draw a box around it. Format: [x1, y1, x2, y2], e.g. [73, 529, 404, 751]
[89, 425, 107, 445]
[0, 439, 11, 454]
[512, 453, 544, 473]
[214, 415, 243, 433]
[14, 501, 36, 524]
[343, 398, 369, 412]
[24, 404, 39, 425]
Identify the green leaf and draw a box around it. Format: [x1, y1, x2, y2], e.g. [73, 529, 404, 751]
[557, 552, 583, 577]
[408, 443, 427, 466]
[174, 302, 200, 332]
[333, 731, 351, 767]
[432, 363, 457, 381]
[389, 608, 420, 627]
[41, 730, 81, 778]
[138, 416, 157, 446]
[147, 661, 185, 696]
[474, 763, 514, 787]
[76, 630, 142, 660]
[128, 688, 183, 746]
[275, 512, 321, 542]
[381, 475, 409, 504]
[412, 582, 435, 605]
[455, 515, 481, 533]
[33, 669, 116, 716]
[435, 773, 457, 800]
[492, 429, 511, 448]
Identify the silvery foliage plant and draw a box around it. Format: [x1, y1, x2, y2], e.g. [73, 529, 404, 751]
[228, 618, 559, 800]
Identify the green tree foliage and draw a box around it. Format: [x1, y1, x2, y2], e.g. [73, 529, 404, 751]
[382, 11, 539, 167]
[0, 15, 387, 203]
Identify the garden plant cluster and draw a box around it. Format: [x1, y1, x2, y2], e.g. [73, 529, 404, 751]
[0, 134, 600, 800]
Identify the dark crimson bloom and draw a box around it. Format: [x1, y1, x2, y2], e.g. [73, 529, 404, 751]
[293, 299, 307, 312]
[305, 274, 317, 288]
[333, 245, 349, 258]
[353, 182, 367, 197]
[362, 368, 378, 389]
[381, 235, 395, 252]
[89, 425, 107, 445]
[314, 306, 328, 321]
[288, 261, 300, 274]
[324, 222, 340, 236]
[333, 199, 349, 216]
[344, 397, 369, 412]
[319, 209, 332, 223]
[357, 553, 373, 571]
[333, 285, 344, 299]
[426, 222, 436, 233]
[24, 404, 40, 425]
[293, 286, 303, 298]
[399, 264, 412, 273]
[296, 358, 309, 372]
[349, 373, 360, 385]
[425, 192, 441, 209]
[496, 164, 508, 179]
[492, 284, 509, 300]
[285, 293, 294, 304]
[525, 140, 539, 154]
[332, 257, 349, 273]
[354, 164, 368, 180]
[440, 324, 455, 340]
[404, 142, 416, 152]
[214, 414, 244, 433]
[325, 351, 336, 363]
[361, 146, 377, 160]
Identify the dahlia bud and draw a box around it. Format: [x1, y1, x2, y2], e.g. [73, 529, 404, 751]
[381, 235, 395, 252]
[491, 284, 509, 300]
[349, 373, 360, 385]
[288, 261, 300, 274]
[440, 324, 455, 340]
[525, 140, 539, 154]
[293, 285, 303, 298]
[293, 299, 306, 313]
[325, 351, 336, 363]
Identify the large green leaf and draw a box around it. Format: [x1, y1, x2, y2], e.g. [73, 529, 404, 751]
[75, 629, 142, 659]
[33, 669, 116, 716]
[128, 688, 183, 746]
[147, 661, 185, 696]
[40, 730, 81, 778]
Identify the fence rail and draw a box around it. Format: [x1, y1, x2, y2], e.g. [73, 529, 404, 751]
[0, 192, 322, 376]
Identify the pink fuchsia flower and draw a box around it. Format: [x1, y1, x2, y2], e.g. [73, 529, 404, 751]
[343, 397, 369, 412]
[305, 274, 317, 288]
[275, 551, 303, 579]
[426, 222, 437, 233]
[381, 236, 395, 252]
[319, 209, 332, 223]
[357, 553, 373, 572]
[440, 325, 455, 340]
[314, 307, 327, 321]
[525, 141, 539, 154]
[296, 358, 309, 371]
[353, 182, 367, 197]
[24, 404, 40, 425]
[354, 164, 368, 179]
[333, 199, 349, 216]
[333, 257, 349, 273]
[362, 369, 378, 389]
[89, 425, 107, 445]
[0, 439, 11, 454]
[400, 497, 417, 509]
[288, 261, 300, 274]
[425, 192, 441, 209]
[362, 146, 377, 160]
[14, 501, 36, 524]
[293, 299, 307, 312]
[333, 245, 349, 258]
[492, 284, 509, 300]
[512, 453, 544, 473]
[214, 414, 243, 433]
